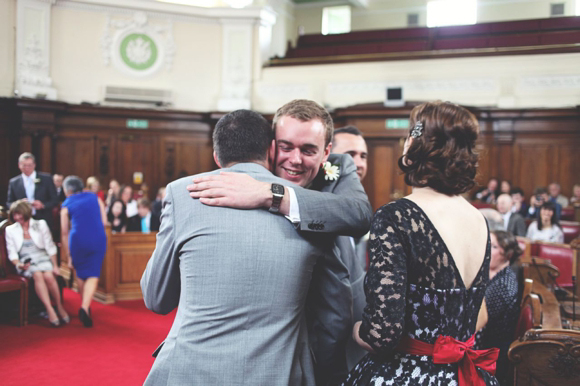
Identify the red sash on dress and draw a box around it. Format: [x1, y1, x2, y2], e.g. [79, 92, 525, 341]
[396, 335, 499, 386]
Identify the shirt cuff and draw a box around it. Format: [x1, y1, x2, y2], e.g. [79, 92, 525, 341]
[285, 187, 301, 225]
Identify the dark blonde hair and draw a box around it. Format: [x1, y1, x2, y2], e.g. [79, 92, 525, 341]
[398, 101, 480, 195]
[9, 200, 33, 223]
[273, 99, 334, 146]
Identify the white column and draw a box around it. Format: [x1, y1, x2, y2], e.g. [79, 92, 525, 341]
[15, 0, 57, 100]
[217, 9, 275, 112]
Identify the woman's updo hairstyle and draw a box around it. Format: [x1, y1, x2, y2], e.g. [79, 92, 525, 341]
[398, 101, 480, 195]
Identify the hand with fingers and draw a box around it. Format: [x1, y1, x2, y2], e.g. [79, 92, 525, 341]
[186, 172, 272, 209]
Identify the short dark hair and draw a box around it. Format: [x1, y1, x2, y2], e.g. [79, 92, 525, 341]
[534, 187, 549, 196]
[334, 125, 363, 138]
[137, 198, 151, 209]
[510, 187, 524, 196]
[493, 230, 523, 264]
[273, 99, 334, 146]
[398, 101, 480, 195]
[213, 110, 273, 167]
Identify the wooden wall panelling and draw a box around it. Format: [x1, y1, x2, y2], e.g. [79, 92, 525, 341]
[54, 134, 97, 180]
[114, 134, 158, 200]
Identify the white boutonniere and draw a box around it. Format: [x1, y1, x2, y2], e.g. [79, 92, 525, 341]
[34, 178, 41, 184]
[322, 162, 340, 181]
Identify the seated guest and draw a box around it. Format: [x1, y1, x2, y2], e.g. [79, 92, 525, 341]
[496, 194, 526, 236]
[510, 187, 528, 217]
[127, 198, 159, 233]
[53, 173, 66, 202]
[119, 184, 138, 218]
[571, 183, 580, 205]
[499, 180, 511, 195]
[5, 200, 69, 327]
[526, 201, 564, 243]
[151, 187, 165, 226]
[86, 176, 105, 202]
[107, 199, 127, 234]
[105, 179, 120, 210]
[548, 182, 569, 208]
[475, 177, 499, 204]
[528, 187, 561, 220]
[61, 176, 107, 328]
[476, 230, 521, 386]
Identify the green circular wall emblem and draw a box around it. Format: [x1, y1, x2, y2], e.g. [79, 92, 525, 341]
[119, 33, 158, 71]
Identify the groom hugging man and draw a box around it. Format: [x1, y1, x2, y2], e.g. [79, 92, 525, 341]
[188, 100, 372, 385]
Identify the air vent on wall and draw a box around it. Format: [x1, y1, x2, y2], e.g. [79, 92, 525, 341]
[103, 86, 172, 107]
[407, 13, 419, 27]
[550, 3, 565, 17]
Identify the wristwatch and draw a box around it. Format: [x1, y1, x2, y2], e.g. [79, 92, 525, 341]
[269, 183, 285, 213]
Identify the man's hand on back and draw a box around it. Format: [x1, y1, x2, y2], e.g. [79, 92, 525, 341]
[187, 172, 272, 209]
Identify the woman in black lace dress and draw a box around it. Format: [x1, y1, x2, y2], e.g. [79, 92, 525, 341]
[342, 101, 499, 386]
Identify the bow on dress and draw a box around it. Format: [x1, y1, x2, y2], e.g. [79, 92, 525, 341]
[397, 334, 499, 386]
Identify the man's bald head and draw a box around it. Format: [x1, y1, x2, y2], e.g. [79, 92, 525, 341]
[496, 194, 513, 214]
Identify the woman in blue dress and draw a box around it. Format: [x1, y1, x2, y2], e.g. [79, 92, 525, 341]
[61, 175, 107, 327]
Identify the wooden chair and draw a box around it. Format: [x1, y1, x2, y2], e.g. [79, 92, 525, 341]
[560, 221, 580, 244]
[534, 242, 577, 291]
[560, 207, 575, 221]
[0, 222, 28, 326]
[513, 292, 542, 340]
[516, 236, 532, 259]
[509, 329, 580, 386]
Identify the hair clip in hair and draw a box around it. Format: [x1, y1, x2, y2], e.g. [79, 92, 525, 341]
[410, 121, 423, 139]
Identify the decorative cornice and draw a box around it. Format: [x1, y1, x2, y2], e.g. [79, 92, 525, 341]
[55, 0, 276, 24]
[326, 78, 497, 94]
[519, 75, 580, 90]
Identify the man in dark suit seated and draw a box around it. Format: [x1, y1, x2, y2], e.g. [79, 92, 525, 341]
[53, 173, 67, 203]
[6, 152, 58, 233]
[127, 198, 160, 233]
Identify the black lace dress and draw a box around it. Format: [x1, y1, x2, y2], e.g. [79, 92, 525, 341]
[342, 199, 499, 386]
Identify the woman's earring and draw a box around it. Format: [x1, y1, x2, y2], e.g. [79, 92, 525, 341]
[410, 122, 423, 139]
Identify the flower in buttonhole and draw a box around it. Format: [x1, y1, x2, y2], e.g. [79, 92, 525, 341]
[323, 162, 340, 181]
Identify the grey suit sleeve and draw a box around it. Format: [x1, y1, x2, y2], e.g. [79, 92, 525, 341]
[307, 242, 352, 383]
[514, 216, 527, 237]
[293, 155, 372, 237]
[41, 174, 59, 210]
[7, 180, 16, 208]
[141, 183, 181, 314]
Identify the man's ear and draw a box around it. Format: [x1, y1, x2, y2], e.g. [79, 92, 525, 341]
[321, 142, 332, 164]
[268, 140, 276, 166]
[213, 152, 222, 168]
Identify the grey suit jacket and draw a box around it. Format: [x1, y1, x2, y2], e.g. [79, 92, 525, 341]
[141, 163, 331, 386]
[7, 172, 58, 231]
[294, 154, 371, 383]
[507, 212, 526, 237]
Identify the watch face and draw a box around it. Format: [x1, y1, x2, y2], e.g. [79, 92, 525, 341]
[272, 184, 284, 195]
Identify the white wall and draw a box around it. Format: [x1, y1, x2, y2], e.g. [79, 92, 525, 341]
[0, 0, 16, 97]
[50, 6, 222, 111]
[294, 0, 579, 36]
[254, 52, 580, 112]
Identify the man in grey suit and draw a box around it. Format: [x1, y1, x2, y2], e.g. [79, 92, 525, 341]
[141, 110, 334, 385]
[497, 193, 527, 236]
[188, 100, 372, 384]
[7, 152, 59, 232]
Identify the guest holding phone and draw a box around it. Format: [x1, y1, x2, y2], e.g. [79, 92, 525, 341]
[5, 200, 69, 327]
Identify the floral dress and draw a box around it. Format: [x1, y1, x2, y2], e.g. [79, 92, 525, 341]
[342, 199, 499, 386]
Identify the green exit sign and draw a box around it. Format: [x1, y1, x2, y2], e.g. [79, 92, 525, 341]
[385, 119, 409, 129]
[127, 119, 149, 129]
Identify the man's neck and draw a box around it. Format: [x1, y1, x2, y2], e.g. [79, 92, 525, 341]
[22, 171, 36, 178]
[223, 160, 269, 169]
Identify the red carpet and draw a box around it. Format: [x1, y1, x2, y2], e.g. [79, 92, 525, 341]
[0, 289, 176, 386]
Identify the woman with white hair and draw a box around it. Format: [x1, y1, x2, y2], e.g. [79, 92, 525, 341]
[61, 175, 107, 327]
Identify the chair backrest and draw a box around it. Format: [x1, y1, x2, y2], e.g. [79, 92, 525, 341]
[535, 242, 577, 289]
[517, 236, 532, 259]
[513, 293, 542, 340]
[560, 207, 575, 221]
[560, 221, 580, 244]
[471, 202, 494, 209]
[0, 223, 16, 278]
